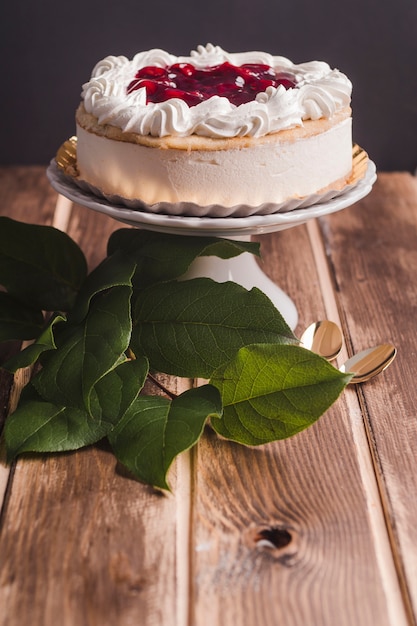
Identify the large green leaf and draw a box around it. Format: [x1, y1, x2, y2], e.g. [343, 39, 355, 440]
[131, 278, 296, 378]
[0, 291, 44, 341]
[5, 397, 111, 461]
[107, 229, 260, 289]
[69, 251, 136, 323]
[0, 222, 355, 492]
[90, 356, 149, 423]
[32, 285, 133, 413]
[2, 313, 66, 372]
[210, 343, 352, 445]
[108, 384, 222, 490]
[5, 356, 150, 462]
[0, 217, 87, 311]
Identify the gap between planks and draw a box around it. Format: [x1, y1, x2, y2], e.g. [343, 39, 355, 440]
[0, 360, 33, 515]
[306, 218, 410, 626]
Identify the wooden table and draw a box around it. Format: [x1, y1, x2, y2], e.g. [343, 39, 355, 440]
[1, 167, 417, 626]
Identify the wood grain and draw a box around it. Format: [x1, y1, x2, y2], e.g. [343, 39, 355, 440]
[1, 168, 416, 625]
[323, 172, 417, 622]
[0, 171, 192, 625]
[1, 376, 193, 626]
[64, 202, 122, 272]
[0, 167, 57, 225]
[192, 222, 406, 626]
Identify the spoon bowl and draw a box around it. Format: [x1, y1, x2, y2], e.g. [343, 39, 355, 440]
[301, 320, 343, 361]
[340, 344, 397, 383]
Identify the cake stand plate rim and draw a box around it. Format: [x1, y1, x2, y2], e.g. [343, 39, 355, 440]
[46, 159, 376, 238]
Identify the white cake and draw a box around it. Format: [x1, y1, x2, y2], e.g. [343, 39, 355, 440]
[75, 44, 353, 210]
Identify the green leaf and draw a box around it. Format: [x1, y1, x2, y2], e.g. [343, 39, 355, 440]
[107, 229, 260, 289]
[90, 356, 149, 423]
[0, 291, 44, 341]
[2, 313, 66, 373]
[108, 384, 222, 490]
[131, 278, 296, 378]
[69, 251, 136, 323]
[4, 356, 149, 462]
[0, 223, 354, 492]
[32, 285, 133, 413]
[0, 217, 87, 311]
[210, 343, 352, 445]
[4, 397, 111, 461]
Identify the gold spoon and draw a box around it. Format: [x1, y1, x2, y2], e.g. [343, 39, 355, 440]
[340, 344, 397, 383]
[300, 320, 343, 361]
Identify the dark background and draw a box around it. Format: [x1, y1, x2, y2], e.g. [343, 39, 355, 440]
[1, 0, 416, 171]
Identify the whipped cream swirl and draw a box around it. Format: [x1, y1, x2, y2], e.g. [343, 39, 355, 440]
[81, 44, 352, 139]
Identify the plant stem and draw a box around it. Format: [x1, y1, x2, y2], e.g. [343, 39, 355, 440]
[147, 372, 177, 400]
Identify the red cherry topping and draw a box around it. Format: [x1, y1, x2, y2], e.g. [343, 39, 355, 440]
[126, 61, 297, 106]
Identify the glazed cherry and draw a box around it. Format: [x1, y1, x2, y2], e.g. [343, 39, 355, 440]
[126, 61, 297, 106]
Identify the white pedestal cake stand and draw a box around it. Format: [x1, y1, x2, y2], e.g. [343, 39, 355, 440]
[47, 159, 376, 330]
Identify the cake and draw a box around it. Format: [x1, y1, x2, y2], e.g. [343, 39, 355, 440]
[75, 44, 353, 211]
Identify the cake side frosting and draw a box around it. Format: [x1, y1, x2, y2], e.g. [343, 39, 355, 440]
[76, 111, 352, 206]
[81, 43, 352, 140]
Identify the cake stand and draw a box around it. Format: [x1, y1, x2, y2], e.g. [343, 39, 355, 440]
[47, 158, 376, 330]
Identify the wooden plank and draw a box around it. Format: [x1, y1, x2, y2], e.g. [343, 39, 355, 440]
[322, 172, 417, 621]
[0, 432, 182, 626]
[0, 169, 191, 625]
[0, 167, 413, 624]
[0, 166, 58, 225]
[191, 223, 407, 625]
[64, 201, 121, 271]
[2, 378, 191, 626]
[0, 165, 73, 443]
[0, 167, 60, 507]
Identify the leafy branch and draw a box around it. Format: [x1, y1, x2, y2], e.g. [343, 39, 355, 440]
[0, 217, 352, 490]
